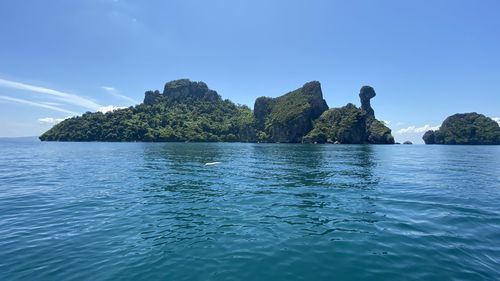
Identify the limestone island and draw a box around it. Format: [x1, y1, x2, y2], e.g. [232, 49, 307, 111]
[423, 113, 500, 145]
[39, 79, 394, 144]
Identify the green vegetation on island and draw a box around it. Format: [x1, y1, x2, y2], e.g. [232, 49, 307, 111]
[39, 79, 395, 144]
[303, 86, 394, 144]
[40, 80, 254, 142]
[423, 113, 500, 145]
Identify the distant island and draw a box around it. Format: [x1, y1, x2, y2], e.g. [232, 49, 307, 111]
[39, 79, 394, 143]
[423, 113, 500, 145]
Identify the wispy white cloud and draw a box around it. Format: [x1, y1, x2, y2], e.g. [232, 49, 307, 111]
[102, 86, 138, 104]
[0, 95, 79, 115]
[37, 116, 71, 125]
[40, 101, 64, 106]
[97, 105, 126, 113]
[0, 78, 102, 110]
[492, 117, 500, 125]
[102, 86, 116, 92]
[397, 124, 440, 134]
[383, 120, 391, 125]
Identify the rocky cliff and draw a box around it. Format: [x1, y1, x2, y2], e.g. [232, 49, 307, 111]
[144, 79, 221, 105]
[253, 81, 329, 142]
[163, 79, 221, 103]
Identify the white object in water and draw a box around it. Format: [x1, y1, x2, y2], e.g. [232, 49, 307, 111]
[204, 162, 221, 166]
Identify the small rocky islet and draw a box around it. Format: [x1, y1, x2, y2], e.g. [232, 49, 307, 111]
[423, 113, 500, 145]
[39, 79, 500, 145]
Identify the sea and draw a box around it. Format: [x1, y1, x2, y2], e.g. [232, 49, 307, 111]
[0, 139, 499, 280]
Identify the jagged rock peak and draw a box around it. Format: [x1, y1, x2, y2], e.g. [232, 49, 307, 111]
[163, 79, 221, 102]
[300, 81, 323, 98]
[295, 81, 329, 120]
[253, 80, 329, 143]
[143, 90, 162, 105]
[359, 85, 376, 117]
[143, 79, 222, 105]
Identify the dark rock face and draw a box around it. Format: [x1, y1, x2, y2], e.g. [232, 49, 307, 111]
[253, 97, 274, 132]
[143, 79, 222, 105]
[163, 79, 221, 103]
[403, 141, 413, 144]
[359, 86, 376, 117]
[423, 113, 500, 145]
[253, 81, 329, 143]
[143, 90, 162, 105]
[422, 130, 436, 144]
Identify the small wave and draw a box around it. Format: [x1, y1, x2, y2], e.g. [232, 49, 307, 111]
[204, 162, 221, 166]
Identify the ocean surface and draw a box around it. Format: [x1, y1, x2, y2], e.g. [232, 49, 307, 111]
[0, 140, 499, 281]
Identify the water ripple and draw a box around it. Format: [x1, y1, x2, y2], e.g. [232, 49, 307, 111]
[0, 142, 499, 280]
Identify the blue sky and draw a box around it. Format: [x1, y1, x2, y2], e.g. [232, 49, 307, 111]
[1, 0, 499, 142]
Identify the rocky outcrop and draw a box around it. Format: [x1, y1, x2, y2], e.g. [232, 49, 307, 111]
[303, 103, 367, 144]
[253, 97, 273, 132]
[143, 79, 222, 105]
[403, 141, 413, 144]
[359, 86, 376, 117]
[423, 113, 500, 145]
[143, 90, 163, 105]
[366, 119, 395, 144]
[163, 79, 221, 102]
[304, 86, 394, 144]
[422, 130, 436, 144]
[253, 81, 328, 143]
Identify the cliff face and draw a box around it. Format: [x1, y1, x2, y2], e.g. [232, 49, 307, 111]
[143, 90, 162, 105]
[253, 81, 329, 143]
[144, 79, 221, 105]
[253, 97, 274, 132]
[304, 86, 394, 144]
[163, 79, 221, 103]
[423, 113, 500, 145]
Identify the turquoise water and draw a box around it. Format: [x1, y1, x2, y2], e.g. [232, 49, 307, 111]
[0, 141, 499, 280]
